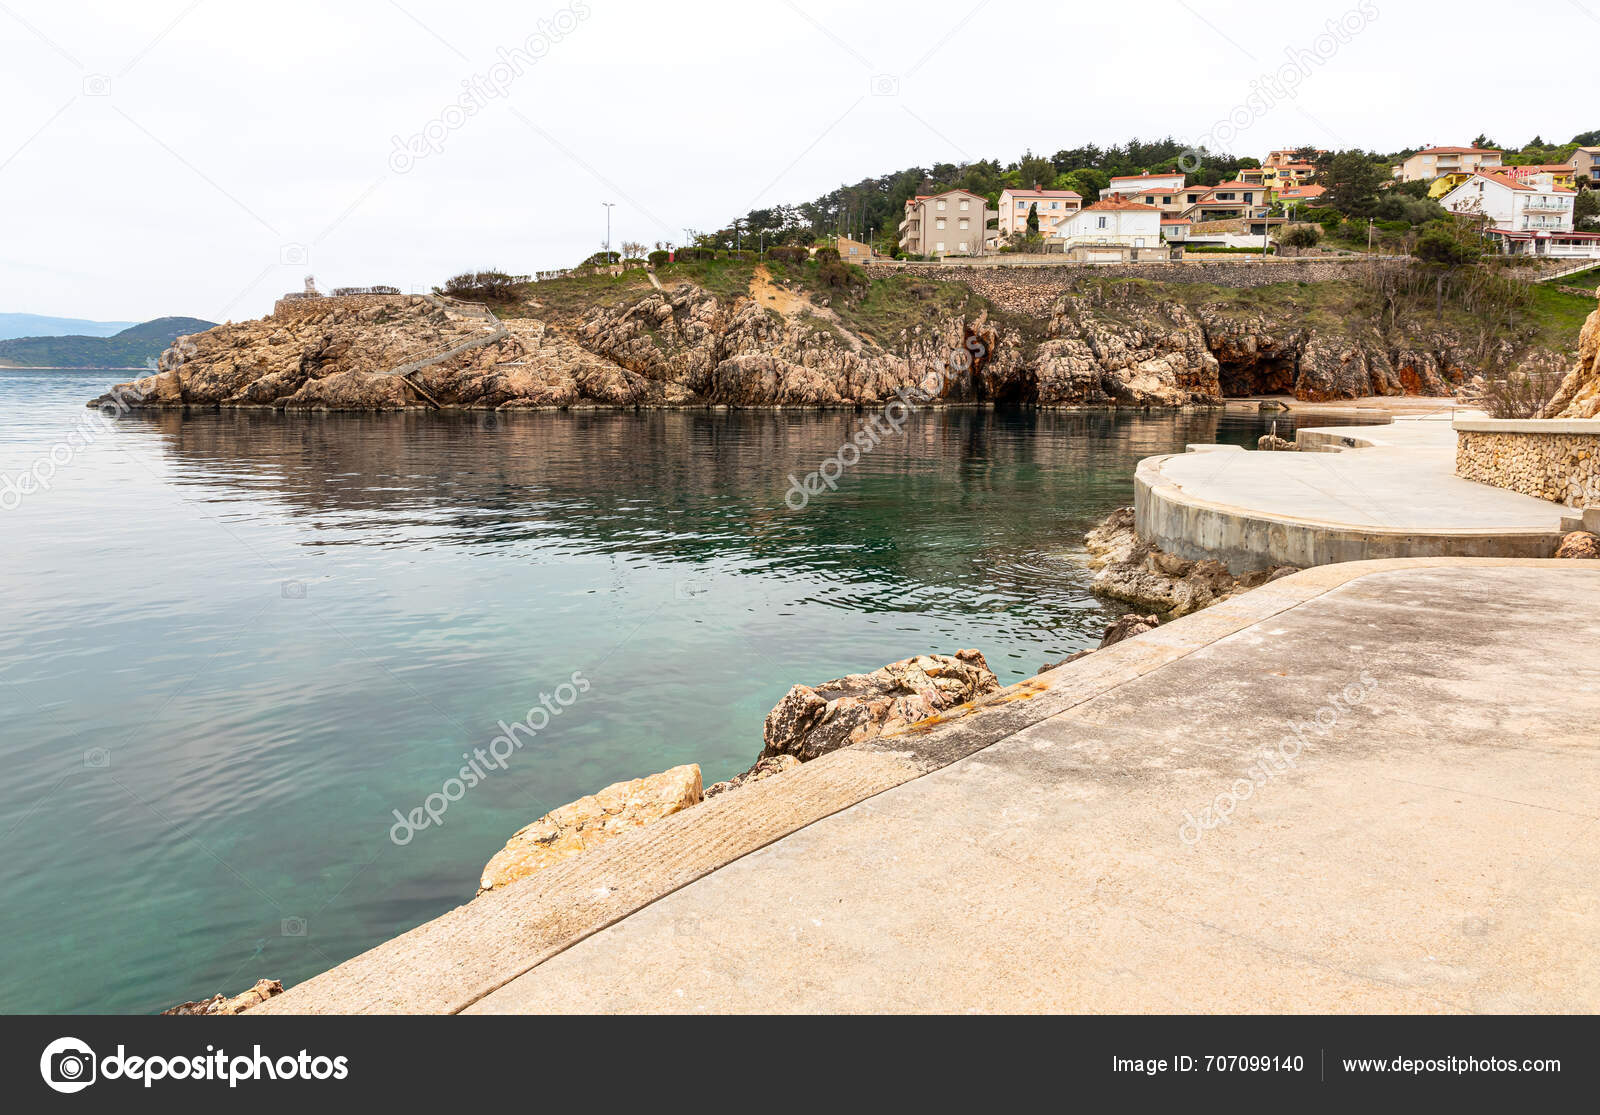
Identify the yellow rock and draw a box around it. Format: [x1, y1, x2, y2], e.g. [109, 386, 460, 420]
[477, 765, 703, 894]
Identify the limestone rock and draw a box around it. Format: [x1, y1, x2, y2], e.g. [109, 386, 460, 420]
[1100, 612, 1161, 647]
[704, 754, 801, 798]
[1556, 531, 1600, 559]
[163, 979, 283, 1016]
[1037, 612, 1159, 673]
[760, 650, 1000, 763]
[477, 764, 703, 894]
[1542, 291, 1600, 419]
[1082, 508, 1297, 616]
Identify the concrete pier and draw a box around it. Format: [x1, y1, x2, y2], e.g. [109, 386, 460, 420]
[1135, 416, 1571, 572]
[258, 559, 1600, 1014]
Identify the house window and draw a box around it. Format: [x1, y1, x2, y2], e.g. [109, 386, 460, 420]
[959, 199, 970, 210]
[936, 218, 946, 229]
[959, 219, 969, 229]
[1097, 216, 1107, 228]
[935, 241, 945, 251]
[937, 201, 947, 211]
[1135, 238, 1145, 247]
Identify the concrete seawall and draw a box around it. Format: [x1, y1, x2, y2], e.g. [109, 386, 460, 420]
[1133, 418, 1570, 572]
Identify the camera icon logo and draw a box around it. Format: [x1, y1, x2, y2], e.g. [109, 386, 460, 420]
[82, 74, 112, 96]
[40, 1037, 97, 1094]
[281, 580, 306, 599]
[84, 748, 111, 769]
[281, 916, 308, 937]
[870, 74, 899, 96]
[280, 243, 309, 266]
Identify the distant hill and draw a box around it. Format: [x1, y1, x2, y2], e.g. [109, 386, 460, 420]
[0, 317, 217, 369]
[0, 313, 137, 340]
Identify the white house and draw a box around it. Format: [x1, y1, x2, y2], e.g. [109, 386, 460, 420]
[1101, 172, 1185, 198]
[1052, 197, 1169, 261]
[1439, 171, 1600, 258]
[997, 187, 1082, 238]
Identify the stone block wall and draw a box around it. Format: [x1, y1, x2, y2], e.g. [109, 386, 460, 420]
[861, 258, 1377, 316]
[1456, 421, 1600, 506]
[270, 293, 424, 321]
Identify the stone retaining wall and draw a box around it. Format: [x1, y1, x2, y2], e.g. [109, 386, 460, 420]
[863, 258, 1377, 315]
[1455, 419, 1600, 506]
[270, 293, 424, 320]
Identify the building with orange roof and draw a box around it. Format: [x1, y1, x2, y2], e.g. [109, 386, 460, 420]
[997, 187, 1082, 238]
[1396, 145, 1503, 182]
[1179, 181, 1271, 221]
[1049, 196, 1175, 261]
[1264, 148, 1327, 168]
[1439, 171, 1598, 258]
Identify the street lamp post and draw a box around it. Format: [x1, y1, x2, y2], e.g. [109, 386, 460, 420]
[602, 202, 615, 262]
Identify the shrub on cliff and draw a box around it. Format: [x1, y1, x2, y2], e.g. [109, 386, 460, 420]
[767, 245, 808, 264]
[647, 250, 670, 267]
[1279, 224, 1323, 252]
[432, 270, 529, 302]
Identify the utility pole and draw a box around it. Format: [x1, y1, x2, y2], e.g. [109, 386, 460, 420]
[602, 202, 615, 261]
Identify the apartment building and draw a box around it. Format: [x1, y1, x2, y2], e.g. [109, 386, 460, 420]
[898, 189, 992, 256]
[1439, 170, 1599, 258]
[1565, 147, 1599, 183]
[997, 187, 1082, 237]
[1396, 145, 1503, 182]
[1264, 148, 1327, 168]
[1180, 181, 1270, 221]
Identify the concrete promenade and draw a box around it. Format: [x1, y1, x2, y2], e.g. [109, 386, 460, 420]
[1136, 415, 1571, 571]
[260, 559, 1600, 1014]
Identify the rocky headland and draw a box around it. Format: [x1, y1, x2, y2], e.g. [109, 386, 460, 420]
[92, 264, 1576, 413]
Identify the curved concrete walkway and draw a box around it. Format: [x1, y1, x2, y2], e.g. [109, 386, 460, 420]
[1137, 416, 1570, 571]
[258, 559, 1600, 1014]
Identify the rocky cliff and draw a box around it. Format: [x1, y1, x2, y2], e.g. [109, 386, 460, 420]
[1542, 290, 1600, 418]
[90, 268, 1567, 412]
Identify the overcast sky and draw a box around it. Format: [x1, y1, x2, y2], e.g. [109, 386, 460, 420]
[1, 0, 1593, 322]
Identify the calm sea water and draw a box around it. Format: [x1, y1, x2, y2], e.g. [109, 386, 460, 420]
[0, 370, 1374, 1013]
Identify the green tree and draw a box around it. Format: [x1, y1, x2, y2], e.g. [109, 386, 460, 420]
[1026, 202, 1040, 235]
[1414, 220, 1481, 267]
[1576, 190, 1600, 231]
[1322, 151, 1388, 217]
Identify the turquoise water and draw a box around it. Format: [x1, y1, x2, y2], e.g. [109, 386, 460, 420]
[0, 370, 1356, 1013]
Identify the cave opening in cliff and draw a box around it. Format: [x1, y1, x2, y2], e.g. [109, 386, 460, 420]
[1217, 358, 1298, 398]
[968, 326, 1037, 406]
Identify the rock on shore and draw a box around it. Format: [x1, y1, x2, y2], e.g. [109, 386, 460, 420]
[164, 979, 283, 1015]
[1542, 290, 1600, 419]
[1084, 507, 1298, 616]
[758, 650, 1000, 763]
[474, 650, 1000, 893]
[477, 764, 703, 894]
